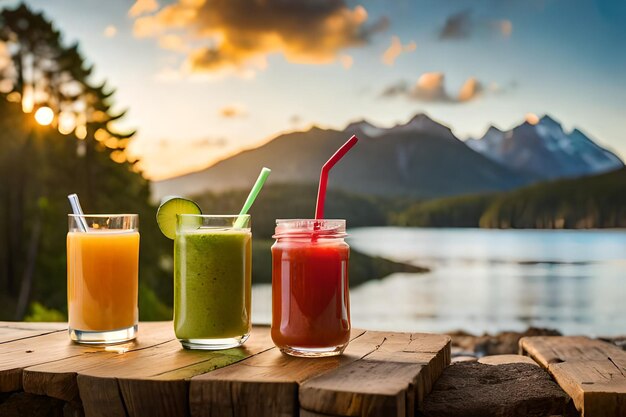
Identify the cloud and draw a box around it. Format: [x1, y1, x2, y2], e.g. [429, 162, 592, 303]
[129, 0, 159, 17]
[458, 77, 483, 102]
[219, 105, 247, 118]
[380, 72, 490, 103]
[103, 25, 118, 38]
[439, 10, 512, 40]
[131, 0, 388, 76]
[412, 72, 450, 101]
[158, 34, 188, 52]
[439, 10, 473, 39]
[382, 36, 416, 66]
[380, 80, 410, 98]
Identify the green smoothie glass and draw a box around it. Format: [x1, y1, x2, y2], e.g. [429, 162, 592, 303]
[174, 214, 251, 350]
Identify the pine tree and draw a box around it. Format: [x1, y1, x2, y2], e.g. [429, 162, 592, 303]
[0, 4, 171, 320]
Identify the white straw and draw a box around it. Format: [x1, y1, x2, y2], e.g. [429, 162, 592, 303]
[67, 194, 89, 232]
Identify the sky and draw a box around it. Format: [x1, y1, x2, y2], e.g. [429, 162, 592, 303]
[4, 0, 626, 180]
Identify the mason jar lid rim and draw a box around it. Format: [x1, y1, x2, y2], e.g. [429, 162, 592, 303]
[273, 219, 347, 238]
[275, 218, 345, 224]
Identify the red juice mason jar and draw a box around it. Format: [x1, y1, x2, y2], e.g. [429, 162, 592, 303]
[271, 219, 351, 357]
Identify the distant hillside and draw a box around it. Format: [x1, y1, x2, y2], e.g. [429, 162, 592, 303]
[153, 114, 529, 200]
[397, 168, 626, 229]
[190, 184, 427, 286]
[191, 183, 389, 239]
[466, 115, 623, 179]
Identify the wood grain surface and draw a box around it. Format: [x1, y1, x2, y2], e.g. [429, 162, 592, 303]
[0, 322, 452, 417]
[520, 335, 626, 417]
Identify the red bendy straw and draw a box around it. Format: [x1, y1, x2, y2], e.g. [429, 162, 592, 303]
[314, 135, 359, 220]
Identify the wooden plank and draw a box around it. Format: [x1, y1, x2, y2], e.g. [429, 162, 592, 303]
[76, 326, 275, 417]
[76, 376, 128, 417]
[22, 321, 175, 401]
[188, 329, 382, 417]
[299, 332, 450, 417]
[0, 321, 67, 330]
[2, 324, 453, 417]
[0, 322, 66, 344]
[0, 330, 101, 392]
[520, 336, 626, 417]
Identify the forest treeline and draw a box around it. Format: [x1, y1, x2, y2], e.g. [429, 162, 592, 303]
[192, 167, 626, 232]
[396, 168, 626, 229]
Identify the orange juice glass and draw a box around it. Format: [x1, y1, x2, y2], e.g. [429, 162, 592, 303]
[67, 214, 139, 344]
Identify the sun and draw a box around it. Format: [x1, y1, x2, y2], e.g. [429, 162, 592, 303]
[34, 106, 54, 126]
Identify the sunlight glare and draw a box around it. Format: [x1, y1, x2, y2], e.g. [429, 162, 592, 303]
[0, 79, 13, 93]
[110, 150, 126, 163]
[34, 106, 54, 126]
[105, 137, 119, 149]
[94, 128, 109, 142]
[75, 125, 87, 139]
[525, 113, 539, 125]
[22, 85, 34, 113]
[58, 111, 76, 134]
[6, 91, 21, 103]
[104, 344, 130, 354]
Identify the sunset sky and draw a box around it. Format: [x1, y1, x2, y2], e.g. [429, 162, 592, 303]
[7, 0, 626, 180]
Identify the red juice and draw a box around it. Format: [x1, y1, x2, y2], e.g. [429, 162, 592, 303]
[271, 219, 351, 357]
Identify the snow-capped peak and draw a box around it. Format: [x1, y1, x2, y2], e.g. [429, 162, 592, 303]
[466, 125, 507, 161]
[467, 113, 623, 179]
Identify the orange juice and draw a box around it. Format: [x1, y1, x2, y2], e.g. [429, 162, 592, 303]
[67, 230, 139, 332]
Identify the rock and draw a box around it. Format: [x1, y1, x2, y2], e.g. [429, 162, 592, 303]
[447, 330, 479, 353]
[448, 327, 562, 357]
[478, 354, 539, 367]
[0, 392, 65, 417]
[599, 335, 626, 351]
[422, 362, 577, 417]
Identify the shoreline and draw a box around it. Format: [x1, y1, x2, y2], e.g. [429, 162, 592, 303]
[251, 238, 429, 287]
[448, 327, 626, 360]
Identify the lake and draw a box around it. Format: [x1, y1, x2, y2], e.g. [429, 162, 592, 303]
[252, 228, 626, 336]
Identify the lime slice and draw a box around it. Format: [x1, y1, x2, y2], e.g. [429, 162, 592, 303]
[156, 196, 201, 240]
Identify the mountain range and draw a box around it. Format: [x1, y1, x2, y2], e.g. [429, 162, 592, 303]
[152, 114, 623, 201]
[466, 115, 623, 179]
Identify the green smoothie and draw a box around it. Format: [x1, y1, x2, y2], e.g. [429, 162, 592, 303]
[174, 228, 251, 341]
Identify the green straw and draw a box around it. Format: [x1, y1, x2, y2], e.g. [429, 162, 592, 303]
[234, 167, 271, 228]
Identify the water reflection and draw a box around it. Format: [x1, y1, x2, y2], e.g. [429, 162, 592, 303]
[253, 228, 626, 336]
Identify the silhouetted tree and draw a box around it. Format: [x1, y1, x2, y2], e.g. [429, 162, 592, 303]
[0, 4, 169, 320]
